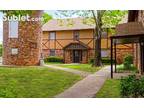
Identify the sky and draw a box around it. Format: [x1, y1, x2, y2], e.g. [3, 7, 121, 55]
[0, 10, 82, 43]
[0, 10, 60, 43]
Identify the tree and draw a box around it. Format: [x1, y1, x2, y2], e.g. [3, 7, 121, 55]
[55, 10, 127, 67]
[42, 12, 52, 24]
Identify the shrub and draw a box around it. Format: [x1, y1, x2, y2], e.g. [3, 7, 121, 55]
[89, 57, 115, 65]
[44, 56, 63, 63]
[120, 75, 144, 98]
[123, 54, 133, 69]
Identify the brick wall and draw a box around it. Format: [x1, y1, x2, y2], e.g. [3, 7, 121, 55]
[3, 11, 43, 66]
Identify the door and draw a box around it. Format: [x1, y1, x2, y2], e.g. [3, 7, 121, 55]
[141, 42, 144, 74]
[73, 50, 82, 63]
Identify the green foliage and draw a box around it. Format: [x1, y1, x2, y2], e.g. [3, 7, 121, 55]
[102, 10, 128, 28]
[120, 75, 144, 98]
[123, 54, 133, 69]
[2, 10, 32, 16]
[0, 44, 2, 57]
[117, 64, 138, 73]
[89, 57, 114, 65]
[44, 56, 63, 63]
[42, 12, 52, 24]
[56, 10, 128, 28]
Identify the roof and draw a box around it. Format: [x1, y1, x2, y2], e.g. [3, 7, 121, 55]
[63, 41, 90, 50]
[42, 15, 128, 31]
[42, 18, 95, 31]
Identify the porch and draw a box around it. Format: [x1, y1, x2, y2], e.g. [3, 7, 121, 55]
[110, 22, 144, 78]
[63, 42, 90, 63]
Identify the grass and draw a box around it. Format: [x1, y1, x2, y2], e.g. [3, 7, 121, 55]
[0, 66, 81, 98]
[56, 64, 102, 73]
[96, 79, 121, 98]
[117, 64, 138, 73]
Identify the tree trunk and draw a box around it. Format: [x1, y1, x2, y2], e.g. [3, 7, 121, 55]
[92, 10, 102, 67]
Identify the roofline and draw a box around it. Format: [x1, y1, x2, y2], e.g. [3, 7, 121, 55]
[110, 33, 144, 39]
[42, 27, 115, 32]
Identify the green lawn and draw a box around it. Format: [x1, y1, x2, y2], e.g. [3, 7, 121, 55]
[117, 64, 138, 73]
[0, 66, 81, 98]
[96, 79, 121, 98]
[56, 64, 102, 73]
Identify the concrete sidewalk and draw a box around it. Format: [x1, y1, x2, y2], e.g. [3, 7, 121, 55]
[55, 66, 110, 98]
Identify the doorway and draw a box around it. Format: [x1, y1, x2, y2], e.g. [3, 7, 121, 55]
[73, 50, 82, 63]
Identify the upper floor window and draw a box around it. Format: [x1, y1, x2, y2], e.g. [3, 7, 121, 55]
[73, 30, 79, 40]
[9, 21, 18, 38]
[101, 28, 108, 38]
[49, 32, 56, 40]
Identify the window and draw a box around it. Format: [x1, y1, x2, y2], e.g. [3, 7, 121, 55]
[49, 32, 56, 40]
[101, 28, 108, 38]
[73, 30, 79, 40]
[9, 21, 18, 38]
[50, 50, 55, 56]
[101, 50, 109, 57]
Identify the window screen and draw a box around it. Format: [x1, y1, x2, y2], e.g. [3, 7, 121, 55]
[50, 50, 55, 56]
[49, 32, 56, 40]
[9, 21, 18, 38]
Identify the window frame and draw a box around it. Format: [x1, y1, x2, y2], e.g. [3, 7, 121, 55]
[50, 49, 55, 56]
[73, 30, 80, 40]
[49, 31, 56, 40]
[9, 21, 19, 38]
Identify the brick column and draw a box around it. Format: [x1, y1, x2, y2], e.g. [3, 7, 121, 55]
[3, 11, 43, 66]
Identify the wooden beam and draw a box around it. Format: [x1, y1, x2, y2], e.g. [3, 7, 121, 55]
[111, 38, 113, 78]
[114, 41, 117, 73]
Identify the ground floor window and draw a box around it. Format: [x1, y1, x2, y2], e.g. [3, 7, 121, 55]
[50, 49, 55, 56]
[101, 50, 109, 57]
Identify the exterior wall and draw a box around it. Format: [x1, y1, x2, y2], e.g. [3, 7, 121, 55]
[115, 46, 134, 64]
[42, 28, 133, 63]
[3, 11, 43, 66]
[42, 29, 94, 50]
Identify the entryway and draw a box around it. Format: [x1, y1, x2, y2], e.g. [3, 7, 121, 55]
[73, 50, 82, 63]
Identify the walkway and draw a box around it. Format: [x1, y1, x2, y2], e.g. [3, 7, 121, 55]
[54, 66, 111, 98]
[45, 64, 91, 77]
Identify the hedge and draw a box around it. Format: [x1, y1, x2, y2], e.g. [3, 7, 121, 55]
[89, 57, 115, 64]
[44, 56, 63, 63]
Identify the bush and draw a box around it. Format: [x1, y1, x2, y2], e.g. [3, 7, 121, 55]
[89, 57, 115, 65]
[44, 56, 63, 63]
[123, 54, 133, 69]
[120, 75, 144, 98]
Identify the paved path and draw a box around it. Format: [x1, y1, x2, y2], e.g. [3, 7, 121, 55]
[55, 66, 111, 98]
[45, 64, 91, 77]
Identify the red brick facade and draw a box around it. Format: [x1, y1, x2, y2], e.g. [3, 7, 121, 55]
[3, 11, 43, 66]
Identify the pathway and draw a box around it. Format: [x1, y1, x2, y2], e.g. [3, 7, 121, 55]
[45, 64, 91, 77]
[54, 66, 111, 98]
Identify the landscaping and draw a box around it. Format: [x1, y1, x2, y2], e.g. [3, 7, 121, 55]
[0, 66, 81, 98]
[116, 54, 138, 73]
[54, 64, 101, 73]
[96, 79, 121, 98]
